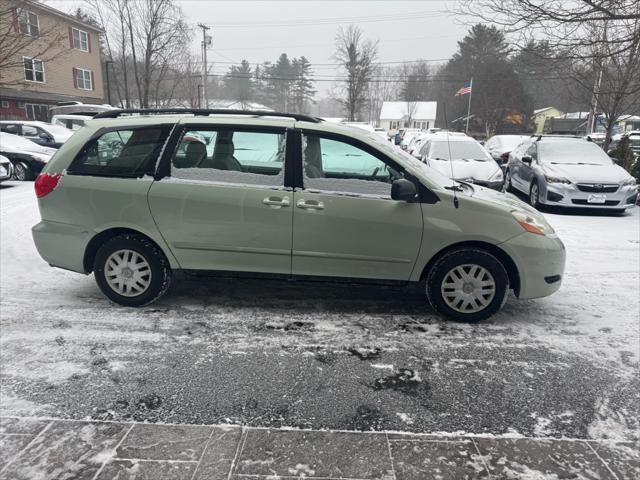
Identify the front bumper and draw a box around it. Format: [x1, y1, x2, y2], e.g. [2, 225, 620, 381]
[499, 232, 566, 300]
[0, 162, 12, 181]
[541, 183, 638, 209]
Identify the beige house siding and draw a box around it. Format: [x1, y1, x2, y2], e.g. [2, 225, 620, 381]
[0, 0, 104, 119]
[532, 107, 564, 134]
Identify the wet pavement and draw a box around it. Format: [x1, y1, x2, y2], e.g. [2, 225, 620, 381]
[1, 183, 639, 478]
[1, 416, 638, 479]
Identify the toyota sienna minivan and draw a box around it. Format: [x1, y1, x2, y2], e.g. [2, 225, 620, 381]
[32, 109, 565, 322]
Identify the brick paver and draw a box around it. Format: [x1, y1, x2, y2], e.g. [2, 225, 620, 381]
[0, 417, 636, 480]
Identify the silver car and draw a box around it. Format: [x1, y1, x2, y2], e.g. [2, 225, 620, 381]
[504, 136, 638, 212]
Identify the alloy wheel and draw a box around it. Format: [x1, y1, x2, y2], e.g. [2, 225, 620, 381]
[440, 264, 496, 314]
[13, 162, 28, 181]
[530, 183, 539, 206]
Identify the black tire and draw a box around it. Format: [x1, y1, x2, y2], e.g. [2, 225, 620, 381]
[503, 169, 513, 193]
[94, 234, 172, 307]
[529, 181, 541, 209]
[425, 248, 509, 322]
[13, 162, 33, 181]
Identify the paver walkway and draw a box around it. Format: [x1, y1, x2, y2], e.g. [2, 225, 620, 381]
[0, 417, 637, 479]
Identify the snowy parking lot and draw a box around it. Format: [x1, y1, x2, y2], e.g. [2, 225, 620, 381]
[1, 181, 638, 444]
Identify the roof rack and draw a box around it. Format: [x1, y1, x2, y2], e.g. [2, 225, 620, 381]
[533, 134, 584, 141]
[92, 108, 322, 123]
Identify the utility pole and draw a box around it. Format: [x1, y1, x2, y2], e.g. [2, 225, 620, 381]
[104, 60, 113, 105]
[198, 24, 211, 109]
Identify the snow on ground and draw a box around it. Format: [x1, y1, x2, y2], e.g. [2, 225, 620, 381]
[0, 181, 638, 440]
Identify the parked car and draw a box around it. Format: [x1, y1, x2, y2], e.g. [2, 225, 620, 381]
[32, 108, 565, 322]
[484, 135, 530, 166]
[0, 132, 55, 181]
[399, 128, 423, 150]
[419, 134, 504, 190]
[504, 136, 637, 212]
[52, 114, 93, 131]
[0, 154, 13, 182]
[406, 132, 427, 158]
[0, 120, 73, 148]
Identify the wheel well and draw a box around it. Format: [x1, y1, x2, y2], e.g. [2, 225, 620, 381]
[83, 228, 165, 273]
[420, 241, 520, 296]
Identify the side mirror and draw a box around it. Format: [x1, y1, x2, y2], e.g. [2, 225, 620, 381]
[39, 133, 51, 140]
[391, 178, 417, 201]
[522, 156, 532, 165]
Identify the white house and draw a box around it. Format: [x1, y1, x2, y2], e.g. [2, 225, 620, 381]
[379, 101, 437, 131]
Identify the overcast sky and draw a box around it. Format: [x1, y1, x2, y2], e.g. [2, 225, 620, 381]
[45, 0, 472, 96]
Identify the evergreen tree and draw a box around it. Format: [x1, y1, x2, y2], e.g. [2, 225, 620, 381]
[223, 60, 255, 108]
[291, 56, 316, 113]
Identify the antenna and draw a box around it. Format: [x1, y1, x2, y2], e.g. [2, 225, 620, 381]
[442, 103, 459, 209]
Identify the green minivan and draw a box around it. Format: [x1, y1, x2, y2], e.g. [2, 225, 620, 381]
[32, 109, 565, 321]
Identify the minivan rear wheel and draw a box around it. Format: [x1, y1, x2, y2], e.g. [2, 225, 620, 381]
[94, 234, 172, 307]
[425, 248, 509, 322]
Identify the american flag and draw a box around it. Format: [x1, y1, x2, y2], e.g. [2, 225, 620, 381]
[455, 82, 472, 96]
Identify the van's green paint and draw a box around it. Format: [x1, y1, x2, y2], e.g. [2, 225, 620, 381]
[33, 115, 565, 301]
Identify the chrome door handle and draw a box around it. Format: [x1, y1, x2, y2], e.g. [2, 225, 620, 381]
[263, 196, 290, 208]
[296, 199, 324, 210]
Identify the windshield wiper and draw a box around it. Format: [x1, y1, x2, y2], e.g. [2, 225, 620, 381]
[444, 185, 464, 191]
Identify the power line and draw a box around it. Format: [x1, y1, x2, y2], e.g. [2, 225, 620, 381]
[200, 11, 449, 28]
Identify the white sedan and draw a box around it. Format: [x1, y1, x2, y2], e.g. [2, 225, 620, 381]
[0, 132, 55, 181]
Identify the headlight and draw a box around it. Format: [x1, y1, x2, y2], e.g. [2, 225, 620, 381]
[511, 210, 555, 236]
[544, 174, 571, 184]
[489, 169, 503, 181]
[622, 177, 637, 186]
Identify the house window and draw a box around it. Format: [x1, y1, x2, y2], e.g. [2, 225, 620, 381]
[17, 101, 25, 108]
[72, 28, 89, 52]
[25, 104, 49, 121]
[1, 101, 9, 109]
[75, 68, 92, 90]
[24, 57, 45, 82]
[17, 9, 39, 36]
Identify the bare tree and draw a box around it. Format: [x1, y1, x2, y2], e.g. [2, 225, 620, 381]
[458, 0, 640, 58]
[0, 0, 70, 86]
[572, 21, 640, 147]
[367, 65, 400, 125]
[333, 25, 378, 121]
[85, 0, 189, 108]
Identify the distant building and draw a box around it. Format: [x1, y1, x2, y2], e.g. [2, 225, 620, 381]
[379, 101, 437, 131]
[532, 107, 564, 134]
[0, 0, 104, 121]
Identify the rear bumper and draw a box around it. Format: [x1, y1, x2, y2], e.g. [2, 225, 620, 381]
[32, 220, 91, 273]
[499, 232, 566, 300]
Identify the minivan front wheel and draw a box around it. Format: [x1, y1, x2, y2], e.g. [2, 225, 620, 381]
[94, 234, 172, 307]
[425, 248, 509, 322]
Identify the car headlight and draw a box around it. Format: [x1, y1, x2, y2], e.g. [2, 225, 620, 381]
[544, 174, 571, 184]
[622, 177, 637, 186]
[489, 169, 503, 181]
[511, 210, 555, 236]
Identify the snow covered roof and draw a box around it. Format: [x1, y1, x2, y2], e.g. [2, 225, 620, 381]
[379, 101, 437, 120]
[533, 107, 557, 115]
[206, 99, 272, 111]
[559, 112, 589, 119]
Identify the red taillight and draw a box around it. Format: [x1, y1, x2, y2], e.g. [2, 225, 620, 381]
[35, 173, 62, 198]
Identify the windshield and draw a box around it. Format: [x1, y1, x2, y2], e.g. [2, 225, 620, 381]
[366, 134, 460, 188]
[539, 140, 613, 165]
[429, 140, 492, 161]
[43, 124, 73, 137]
[495, 135, 529, 150]
[0, 132, 40, 149]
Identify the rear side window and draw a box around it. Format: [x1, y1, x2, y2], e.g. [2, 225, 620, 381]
[170, 127, 285, 187]
[69, 127, 170, 177]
